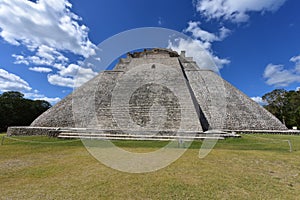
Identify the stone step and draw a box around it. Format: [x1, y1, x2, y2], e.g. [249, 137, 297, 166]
[57, 132, 225, 140]
[58, 128, 201, 134]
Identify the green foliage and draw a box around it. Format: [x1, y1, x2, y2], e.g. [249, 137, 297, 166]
[263, 89, 300, 128]
[0, 91, 24, 99]
[0, 91, 51, 131]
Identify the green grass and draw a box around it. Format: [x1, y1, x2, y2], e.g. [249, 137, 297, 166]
[1, 133, 300, 199]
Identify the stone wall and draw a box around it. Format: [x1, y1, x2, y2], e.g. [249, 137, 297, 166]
[7, 127, 60, 136]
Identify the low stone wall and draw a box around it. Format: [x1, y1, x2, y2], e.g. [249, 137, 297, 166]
[231, 130, 300, 135]
[7, 127, 61, 137]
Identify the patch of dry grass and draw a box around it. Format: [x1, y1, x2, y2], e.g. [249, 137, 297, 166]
[0, 134, 300, 199]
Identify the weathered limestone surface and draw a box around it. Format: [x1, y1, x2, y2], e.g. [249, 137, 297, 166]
[110, 59, 203, 133]
[8, 48, 287, 136]
[7, 127, 59, 136]
[29, 49, 203, 134]
[30, 94, 74, 127]
[185, 70, 286, 130]
[223, 80, 286, 130]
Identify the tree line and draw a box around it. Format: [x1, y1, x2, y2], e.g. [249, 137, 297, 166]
[263, 89, 300, 129]
[0, 91, 51, 132]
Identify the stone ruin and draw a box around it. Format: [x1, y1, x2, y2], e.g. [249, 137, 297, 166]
[8, 48, 287, 137]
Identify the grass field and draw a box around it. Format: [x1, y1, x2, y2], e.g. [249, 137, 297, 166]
[0, 133, 300, 199]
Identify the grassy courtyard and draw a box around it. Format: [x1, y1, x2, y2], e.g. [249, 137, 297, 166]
[0, 133, 300, 199]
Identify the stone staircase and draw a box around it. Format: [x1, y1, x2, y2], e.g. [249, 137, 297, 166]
[55, 128, 242, 141]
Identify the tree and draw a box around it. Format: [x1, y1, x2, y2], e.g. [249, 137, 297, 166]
[284, 90, 300, 128]
[0, 91, 24, 99]
[262, 89, 287, 125]
[0, 91, 52, 132]
[263, 89, 300, 128]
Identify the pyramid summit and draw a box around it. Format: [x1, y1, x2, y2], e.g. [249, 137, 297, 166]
[8, 48, 287, 137]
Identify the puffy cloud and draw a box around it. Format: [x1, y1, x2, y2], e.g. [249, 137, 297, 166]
[13, 55, 30, 65]
[48, 64, 97, 88]
[0, 68, 60, 104]
[219, 27, 232, 40]
[169, 38, 229, 71]
[0, 0, 96, 57]
[13, 45, 69, 67]
[264, 55, 300, 87]
[14, 45, 69, 67]
[0, 0, 98, 89]
[290, 55, 300, 63]
[37, 97, 61, 105]
[29, 67, 52, 73]
[185, 21, 231, 42]
[290, 55, 300, 72]
[24, 92, 61, 105]
[263, 62, 300, 87]
[59, 64, 91, 76]
[0, 68, 31, 91]
[251, 96, 266, 105]
[196, 0, 287, 23]
[47, 74, 75, 88]
[168, 21, 230, 71]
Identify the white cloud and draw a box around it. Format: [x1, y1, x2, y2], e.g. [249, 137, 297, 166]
[184, 21, 231, 42]
[48, 74, 75, 88]
[158, 17, 163, 25]
[196, 0, 287, 23]
[13, 54, 50, 66]
[24, 92, 61, 105]
[29, 67, 52, 73]
[251, 96, 266, 105]
[168, 21, 230, 71]
[169, 38, 229, 71]
[0, 69, 60, 104]
[48, 64, 97, 88]
[263, 63, 300, 87]
[219, 27, 231, 40]
[0, 0, 96, 57]
[0, 68, 31, 91]
[13, 54, 30, 65]
[290, 55, 300, 72]
[59, 64, 91, 77]
[53, 63, 66, 70]
[37, 97, 61, 105]
[264, 55, 300, 87]
[23, 92, 44, 99]
[14, 45, 69, 67]
[290, 55, 300, 63]
[0, 0, 98, 90]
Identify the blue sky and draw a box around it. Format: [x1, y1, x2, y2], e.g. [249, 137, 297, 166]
[0, 0, 299, 104]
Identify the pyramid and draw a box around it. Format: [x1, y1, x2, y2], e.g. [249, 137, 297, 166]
[28, 48, 286, 134]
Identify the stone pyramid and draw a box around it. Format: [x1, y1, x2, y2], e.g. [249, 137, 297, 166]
[30, 48, 287, 133]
